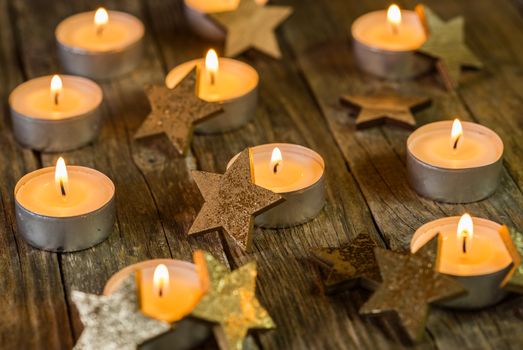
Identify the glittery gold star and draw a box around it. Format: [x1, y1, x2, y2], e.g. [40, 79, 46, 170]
[360, 235, 465, 342]
[311, 233, 381, 294]
[188, 148, 284, 252]
[192, 251, 275, 350]
[71, 275, 170, 350]
[417, 5, 482, 90]
[340, 93, 430, 129]
[499, 225, 523, 293]
[134, 67, 223, 155]
[209, 0, 293, 59]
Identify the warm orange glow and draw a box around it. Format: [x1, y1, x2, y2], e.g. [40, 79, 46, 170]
[153, 264, 169, 297]
[205, 49, 219, 85]
[457, 213, 474, 254]
[270, 147, 283, 174]
[54, 157, 68, 197]
[387, 4, 402, 33]
[50, 75, 62, 105]
[451, 118, 463, 150]
[94, 7, 109, 35]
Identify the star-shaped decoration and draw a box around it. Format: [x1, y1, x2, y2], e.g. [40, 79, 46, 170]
[311, 232, 381, 294]
[71, 275, 170, 350]
[209, 0, 293, 59]
[188, 148, 284, 252]
[134, 67, 223, 155]
[192, 250, 275, 350]
[499, 225, 523, 293]
[360, 235, 465, 342]
[416, 5, 483, 91]
[340, 93, 430, 129]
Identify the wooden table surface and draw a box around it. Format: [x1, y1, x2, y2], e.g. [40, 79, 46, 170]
[2, 0, 523, 349]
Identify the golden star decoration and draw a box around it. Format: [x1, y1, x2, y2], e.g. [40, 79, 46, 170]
[188, 148, 284, 252]
[340, 93, 430, 129]
[499, 225, 523, 293]
[192, 250, 275, 350]
[417, 5, 483, 91]
[134, 67, 223, 155]
[360, 235, 465, 342]
[311, 232, 381, 294]
[71, 275, 170, 350]
[209, 0, 293, 59]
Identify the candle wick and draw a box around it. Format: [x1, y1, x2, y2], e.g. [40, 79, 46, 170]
[210, 72, 215, 86]
[158, 285, 163, 297]
[392, 24, 398, 35]
[273, 162, 279, 174]
[54, 92, 59, 106]
[453, 135, 461, 150]
[462, 236, 467, 254]
[60, 180, 66, 197]
[96, 25, 104, 37]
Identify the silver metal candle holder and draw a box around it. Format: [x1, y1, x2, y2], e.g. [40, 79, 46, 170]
[14, 167, 115, 252]
[183, 1, 226, 41]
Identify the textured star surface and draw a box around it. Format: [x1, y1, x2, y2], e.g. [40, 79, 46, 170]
[311, 232, 381, 293]
[499, 225, 523, 293]
[192, 251, 275, 350]
[418, 5, 482, 90]
[209, 0, 293, 58]
[188, 148, 284, 252]
[134, 68, 223, 155]
[71, 275, 170, 350]
[360, 235, 465, 342]
[340, 94, 430, 129]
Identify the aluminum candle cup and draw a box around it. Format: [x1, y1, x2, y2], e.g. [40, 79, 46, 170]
[9, 75, 103, 152]
[411, 216, 512, 309]
[104, 259, 210, 350]
[14, 166, 115, 252]
[228, 143, 326, 228]
[56, 10, 144, 79]
[351, 9, 431, 79]
[407, 121, 504, 203]
[165, 57, 258, 134]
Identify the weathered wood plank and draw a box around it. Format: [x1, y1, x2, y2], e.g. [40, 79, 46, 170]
[277, 0, 523, 348]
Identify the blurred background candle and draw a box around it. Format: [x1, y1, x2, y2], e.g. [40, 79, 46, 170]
[14, 158, 115, 252]
[351, 4, 431, 79]
[228, 143, 325, 228]
[411, 215, 513, 308]
[165, 49, 258, 133]
[9, 74, 103, 152]
[406, 119, 503, 203]
[56, 8, 144, 79]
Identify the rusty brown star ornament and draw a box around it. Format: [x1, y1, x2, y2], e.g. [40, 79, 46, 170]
[360, 235, 465, 342]
[499, 225, 523, 293]
[134, 67, 223, 155]
[188, 148, 284, 252]
[311, 232, 381, 294]
[192, 250, 275, 350]
[209, 0, 293, 59]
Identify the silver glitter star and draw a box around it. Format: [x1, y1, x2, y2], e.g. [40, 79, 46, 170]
[71, 275, 171, 350]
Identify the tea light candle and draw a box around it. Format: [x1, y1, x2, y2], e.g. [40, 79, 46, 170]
[165, 49, 258, 133]
[184, 0, 267, 41]
[56, 8, 144, 79]
[9, 75, 103, 152]
[104, 259, 210, 350]
[14, 158, 115, 252]
[351, 4, 431, 79]
[407, 119, 504, 203]
[411, 215, 513, 309]
[228, 143, 325, 228]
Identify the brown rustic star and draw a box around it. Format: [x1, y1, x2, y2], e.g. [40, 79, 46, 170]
[417, 5, 482, 91]
[360, 235, 465, 342]
[209, 0, 293, 59]
[192, 251, 275, 350]
[134, 68, 223, 155]
[311, 233, 381, 294]
[188, 149, 284, 252]
[499, 225, 523, 293]
[340, 93, 430, 129]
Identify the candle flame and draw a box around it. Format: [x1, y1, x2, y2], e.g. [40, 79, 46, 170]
[50, 75, 62, 106]
[205, 49, 219, 85]
[94, 7, 109, 35]
[54, 157, 68, 197]
[270, 147, 283, 174]
[457, 213, 474, 254]
[387, 4, 402, 29]
[450, 118, 463, 150]
[153, 264, 169, 297]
